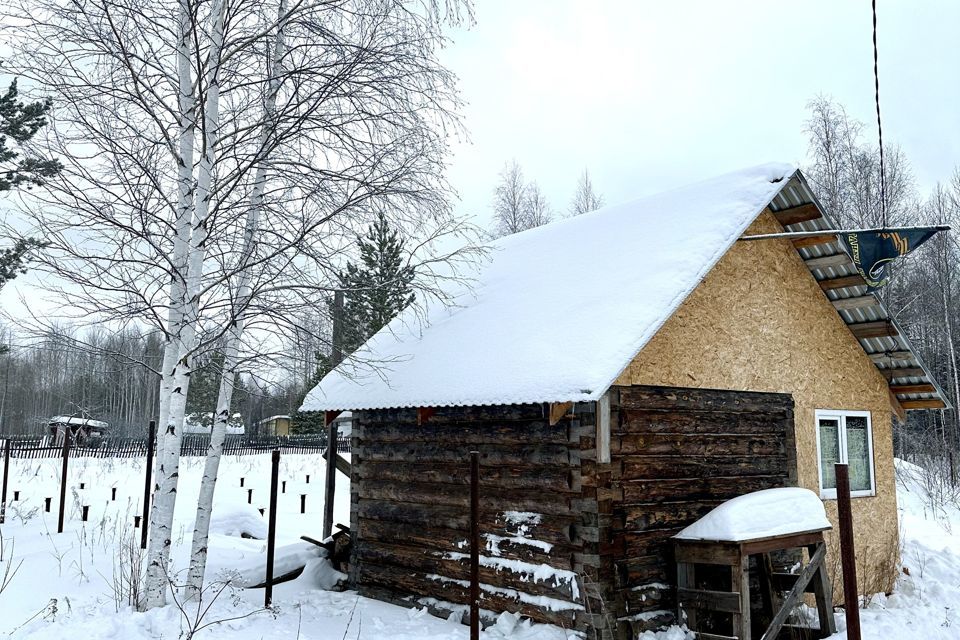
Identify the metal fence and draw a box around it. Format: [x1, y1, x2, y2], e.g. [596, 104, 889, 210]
[1, 434, 350, 459]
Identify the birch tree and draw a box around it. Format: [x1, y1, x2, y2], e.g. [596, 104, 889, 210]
[569, 168, 604, 216]
[3, 0, 476, 607]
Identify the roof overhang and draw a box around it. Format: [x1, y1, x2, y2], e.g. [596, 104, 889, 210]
[766, 171, 951, 415]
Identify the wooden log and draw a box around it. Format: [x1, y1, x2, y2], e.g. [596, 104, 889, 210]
[355, 461, 576, 492]
[353, 540, 579, 602]
[357, 499, 577, 546]
[617, 409, 790, 436]
[615, 386, 793, 414]
[613, 433, 784, 457]
[619, 475, 787, 504]
[357, 563, 582, 629]
[357, 420, 569, 445]
[359, 478, 576, 515]
[614, 501, 725, 533]
[360, 442, 573, 467]
[619, 455, 788, 481]
[357, 518, 578, 566]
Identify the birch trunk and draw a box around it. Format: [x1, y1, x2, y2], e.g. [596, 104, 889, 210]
[185, 0, 287, 596]
[141, 0, 197, 610]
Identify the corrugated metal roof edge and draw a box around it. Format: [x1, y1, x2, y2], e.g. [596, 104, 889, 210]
[774, 170, 952, 411]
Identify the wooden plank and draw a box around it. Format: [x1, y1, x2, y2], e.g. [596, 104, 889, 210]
[597, 395, 610, 463]
[695, 634, 738, 640]
[870, 351, 914, 363]
[615, 501, 724, 533]
[818, 274, 866, 291]
[831, 295, 880, 311]
[804, 252, 851, 269]
[848, 320, 898, 339]
[773, 203, 821, 226]
[901, 398, 947, 410]
[676, 587, 741, 614]
[740, 530, 828, 555]
[673, 541, 740, 566]
[881, 367, 926, 380]
[889, 390, 907, 425]
[676, 562, 697, 631]
[792, 233, 838, 248]
[732, 554, 750, 640]
[760, 542, 826, 640]
[808, 543, 838, 636]
[890, 383, 937, 395]
[549, 402, 573, 426]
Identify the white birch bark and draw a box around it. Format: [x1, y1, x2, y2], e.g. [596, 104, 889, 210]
[185, 0, 287, 596]
[141, 0, 198, 611]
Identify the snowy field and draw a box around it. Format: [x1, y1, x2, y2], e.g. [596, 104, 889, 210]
[0, 454, 958, 640]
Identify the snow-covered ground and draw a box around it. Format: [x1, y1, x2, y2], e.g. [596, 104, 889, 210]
[1, 454, 959, 640]
[0, 453, 566, 640]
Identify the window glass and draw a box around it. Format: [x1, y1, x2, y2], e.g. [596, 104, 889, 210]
[846, 416, 871, 492]
[818, 418, 840, 490]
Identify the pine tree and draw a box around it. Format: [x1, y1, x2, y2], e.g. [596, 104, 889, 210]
[314, 213, 415, 380]
[0, 79, 60, 290]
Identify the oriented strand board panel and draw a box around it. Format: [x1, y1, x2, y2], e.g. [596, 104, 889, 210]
[615, 209, 898, 598]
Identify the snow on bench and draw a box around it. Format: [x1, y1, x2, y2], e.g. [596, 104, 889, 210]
[674, 487, 831, 543]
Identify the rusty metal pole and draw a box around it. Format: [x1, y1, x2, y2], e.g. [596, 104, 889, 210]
[57, 428, 70, 533]
[141, 421, 155, 550]
[265, 448, 280, 607]
[0, 438, 9, 524]
[835, 463, 861, 640]
[323, 420, 337, 539]
[470, 451, 480, 640]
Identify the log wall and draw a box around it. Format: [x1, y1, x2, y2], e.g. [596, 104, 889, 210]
[350, 403, 616, 636]
[605, 385, 796, 637]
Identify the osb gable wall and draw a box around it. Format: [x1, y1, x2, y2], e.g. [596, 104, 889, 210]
[615, 209, 898, 598]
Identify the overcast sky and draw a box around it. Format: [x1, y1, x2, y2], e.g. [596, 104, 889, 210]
[440, 0, 960, 228]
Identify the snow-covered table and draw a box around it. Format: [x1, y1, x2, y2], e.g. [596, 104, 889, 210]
[671, 488, 836, 640]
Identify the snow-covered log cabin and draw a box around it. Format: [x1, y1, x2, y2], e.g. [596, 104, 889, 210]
[300, 163, 949, 638]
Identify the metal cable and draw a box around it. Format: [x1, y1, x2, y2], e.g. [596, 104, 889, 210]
[873, 0, 887, 227]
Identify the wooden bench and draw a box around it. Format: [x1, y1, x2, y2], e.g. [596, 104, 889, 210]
[674, 527, 836, 640]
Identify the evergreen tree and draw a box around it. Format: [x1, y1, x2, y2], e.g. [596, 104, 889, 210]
[312, 213, 415, 381]
[0, 79, 61, 290]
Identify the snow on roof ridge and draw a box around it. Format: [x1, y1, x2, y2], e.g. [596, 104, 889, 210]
[301, 162, 797, 412]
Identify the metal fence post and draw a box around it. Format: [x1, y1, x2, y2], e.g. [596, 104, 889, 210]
[141, 420, 155, 549]
[57, 428, 70, 533]
[470, 450, 480, 640]
[265, 449, 280, 607]
[0, 439, 9, 524]
[835, 463, 861, 640]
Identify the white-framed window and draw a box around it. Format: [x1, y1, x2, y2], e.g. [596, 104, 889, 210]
[815, 409, 876, 499]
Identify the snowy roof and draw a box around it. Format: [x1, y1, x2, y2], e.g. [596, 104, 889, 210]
[257, 415, 291, 425]
[301, 163, 798, 411]
[674, 488, 831, 542]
